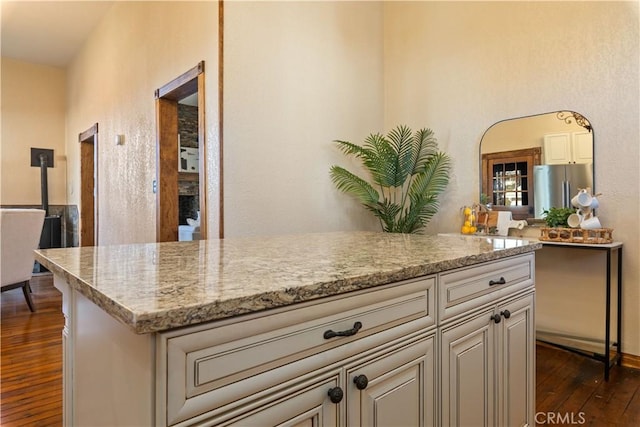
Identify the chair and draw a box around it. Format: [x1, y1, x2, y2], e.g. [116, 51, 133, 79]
[1, 209, 46, 312]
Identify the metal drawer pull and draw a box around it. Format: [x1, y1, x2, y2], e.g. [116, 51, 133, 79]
[490, 314, 502, 324]
[489, 277, 506, 286]
[501, 310, 511, 319]
[323, 321, 363, 339]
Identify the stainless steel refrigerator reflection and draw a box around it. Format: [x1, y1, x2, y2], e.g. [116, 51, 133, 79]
[533, 164, 593, 218]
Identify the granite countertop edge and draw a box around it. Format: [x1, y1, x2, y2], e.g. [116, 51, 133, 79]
[35, 236, 542, 335]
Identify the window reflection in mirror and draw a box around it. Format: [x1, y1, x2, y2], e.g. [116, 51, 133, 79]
[480, 111, 593, 220]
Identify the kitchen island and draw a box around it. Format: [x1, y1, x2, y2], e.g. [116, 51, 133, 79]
[36, 231, 541, 426]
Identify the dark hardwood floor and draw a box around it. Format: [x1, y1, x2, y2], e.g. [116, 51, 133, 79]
[536, 342, 640, 426]
[1, 274, 638, 426]
[1, 274, 63, 426]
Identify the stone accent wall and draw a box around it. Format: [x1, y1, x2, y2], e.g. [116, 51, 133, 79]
[178, 104, 198, 148]
[178, 104, 199, 226]
[178, 180, 199, 196]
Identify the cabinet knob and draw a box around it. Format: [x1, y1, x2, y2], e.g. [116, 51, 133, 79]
[327, 386, 344, 404]
[490, 314, 502, 324]
[353, 374, 369, 390]
[501, 310, 511, 319]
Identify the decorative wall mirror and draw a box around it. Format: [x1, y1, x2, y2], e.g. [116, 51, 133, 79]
[479, 111, 594, 220]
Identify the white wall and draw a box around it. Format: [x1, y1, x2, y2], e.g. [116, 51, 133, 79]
[66, 1, 220, 244]
[1, 58, 67, 206]
[383, 1, 639, 355]
[223, 0, 383, 237]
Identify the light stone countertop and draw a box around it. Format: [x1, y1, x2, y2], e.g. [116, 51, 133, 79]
[35, 231, 541, 334]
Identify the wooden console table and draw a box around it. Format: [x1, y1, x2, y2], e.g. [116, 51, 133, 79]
[536, 241, 623, 381]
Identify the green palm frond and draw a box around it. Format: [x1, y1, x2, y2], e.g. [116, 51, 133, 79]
[408, 152, 452, 204]
[397, 195, 439, 234]
[334, 140, 371, 159]
[410, 128, 439, 174]
[362, 133, 398, 187]
[387, 125, 414, 187]
[329, 166, 380, 207]
[368, 200, 402, 233]
[330, 125, 451, 234]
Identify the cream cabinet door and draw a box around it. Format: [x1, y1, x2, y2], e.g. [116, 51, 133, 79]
[219, 374, 341, 427]
[440, 292, 535, 427]
[440, 309, 497, 427]
[347, 335, 435, 427]
[571, 131, 593, 164]
[544, 131, 593, 164]
[543, 133, 572, 164]
[497, 293, 535, 427]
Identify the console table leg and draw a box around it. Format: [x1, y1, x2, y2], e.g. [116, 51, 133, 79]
[605, 248, 611, 381]
[616, 247, 623, 366]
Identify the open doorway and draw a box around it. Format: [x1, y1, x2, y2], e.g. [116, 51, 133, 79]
[155, 61, 207, 242]
[79, 123, 98, 246]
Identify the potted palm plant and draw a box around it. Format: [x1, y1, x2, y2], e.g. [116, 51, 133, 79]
[330, 125, 451, 234]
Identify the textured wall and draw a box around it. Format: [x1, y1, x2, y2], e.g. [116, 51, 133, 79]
[224, 1, 384, 237]
[383, 1, 639, 355]
[1, 58, 67, 205]
[65, 1, 219, 244]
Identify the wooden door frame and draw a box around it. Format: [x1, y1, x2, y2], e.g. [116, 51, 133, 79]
[155, 61, 208, 242]
[79, 123, 98, 246]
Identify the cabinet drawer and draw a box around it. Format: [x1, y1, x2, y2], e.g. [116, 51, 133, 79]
[439, 253, 534, 323]
[214, 371, 341, 427]
[158, 276, 435, 425]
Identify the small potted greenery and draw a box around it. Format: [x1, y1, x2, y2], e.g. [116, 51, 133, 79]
[542, 207, 575, 228]
[330, 125, 451, 234]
